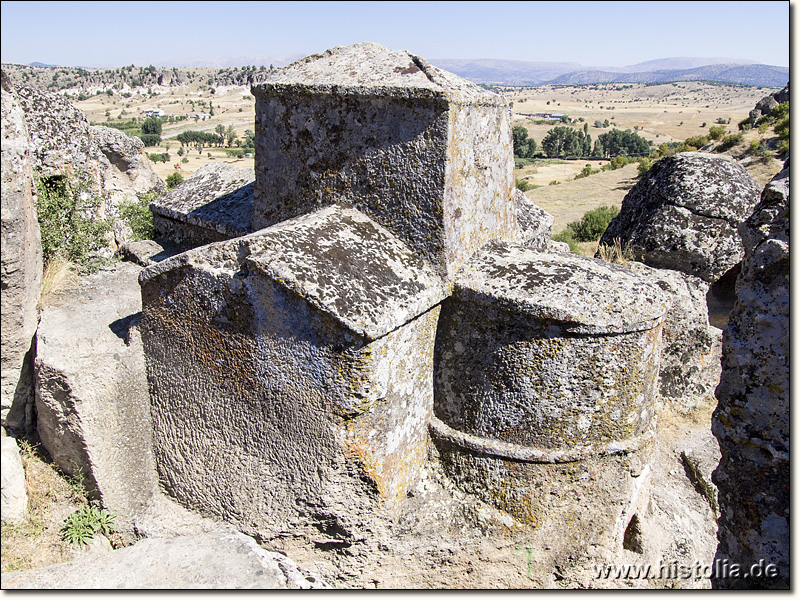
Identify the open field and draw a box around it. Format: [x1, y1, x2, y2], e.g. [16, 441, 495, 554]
[67, 80, 785, 227]
[504, 81, 779, 146]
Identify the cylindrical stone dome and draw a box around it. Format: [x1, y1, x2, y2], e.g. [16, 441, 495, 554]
[431, 241, 670, 535]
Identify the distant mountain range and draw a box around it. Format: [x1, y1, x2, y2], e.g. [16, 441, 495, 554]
[14, 55, 788, 89]
[428, 57, 788, 88]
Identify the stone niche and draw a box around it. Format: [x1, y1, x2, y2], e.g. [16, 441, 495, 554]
[432, 241, 670, 545]
[251, 42, 517, 279]
[139, 205, 448, 537]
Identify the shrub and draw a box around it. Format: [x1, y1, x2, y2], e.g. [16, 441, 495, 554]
[36, 175, 110, 269]
[714, 133, 744, 152]
[117, 192, 158, 241]
[515, 178, 532, 192]
[683, 135, 710, 149]
[165, 172, 184, 190]
[567, 205, 619, 242]
[552, 228, 580, 253]
[708, 125, 726, 141]
[637, 157, 653, 177]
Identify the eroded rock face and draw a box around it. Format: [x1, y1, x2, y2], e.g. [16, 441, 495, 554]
[252, 42, 517, 279]
[14, 84, 164, 226]
[627, 263, 722, 411]
[711, 162, 789, 589]
[90, 125, 166, 207]
[1, 70, 42, 431]
[35, 262, 158, 530]
[599, 153, 762, 283]
[1, 434, 28, 524]
[514, 189, 554, 251]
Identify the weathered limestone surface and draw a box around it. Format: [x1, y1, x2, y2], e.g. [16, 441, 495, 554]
[433, 241, 669, 540]
[35, 261, 158, 529]
[1, 530, 327, 589]
[1, 70, 42, 431]
[514, 189, 554, 251]
[599, 153, 762, 283]
[90, 124, 166, 207]
[628, 262, 722, 410]
[140, 205, 448, 538]
[252, 42, 516, 278]
[14, 83, 164, 227]
[151, 161, 254, 247]
[712, 162, 789, 589]
[1, 434, 28, 524]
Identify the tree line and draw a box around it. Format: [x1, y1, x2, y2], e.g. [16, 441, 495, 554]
[513, 124, 652, 160]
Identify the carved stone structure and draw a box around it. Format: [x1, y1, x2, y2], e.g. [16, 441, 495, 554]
[251, 42, 517, 279]
[140, 43, 668, 546]
[432, 243, 668, 539]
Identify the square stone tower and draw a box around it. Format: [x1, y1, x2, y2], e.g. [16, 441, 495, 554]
[251, 42, 516, 278]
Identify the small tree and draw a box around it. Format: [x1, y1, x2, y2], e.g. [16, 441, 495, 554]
[226, 125, 238, 147]
[165, 172, 184, 190]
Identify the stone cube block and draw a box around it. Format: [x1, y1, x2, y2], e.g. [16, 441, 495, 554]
[251, 43, 516, 278]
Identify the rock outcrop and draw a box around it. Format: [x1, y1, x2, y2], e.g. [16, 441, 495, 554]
[627, 263, 722, 410]
[14, 83, 165, 241]
[748, 84, 789, 127]
[1, 70, 42, 431]
[2, 530, 327, 589]
[711, 161, 789, 589]
[1, 434, 28, 523]
[34, 261, 159, 532]
[599, 153, 762, 284]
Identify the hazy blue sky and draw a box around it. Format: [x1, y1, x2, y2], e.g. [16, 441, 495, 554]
[0, 1, 791, 68]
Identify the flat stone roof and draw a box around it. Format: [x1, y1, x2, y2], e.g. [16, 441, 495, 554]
[455, 240, 670, 335]
[252, 42, 504, 105]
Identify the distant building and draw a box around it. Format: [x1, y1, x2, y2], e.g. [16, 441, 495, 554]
[142, 108, 165, 118]
[189, 112, 212, 121]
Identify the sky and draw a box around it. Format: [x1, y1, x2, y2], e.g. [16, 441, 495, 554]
[0, 1, 791, 69]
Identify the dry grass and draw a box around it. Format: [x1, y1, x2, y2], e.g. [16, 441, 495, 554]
[0, 441, 88, 572]
[596, 238, 635, 266]
[38, 255, 79, 309]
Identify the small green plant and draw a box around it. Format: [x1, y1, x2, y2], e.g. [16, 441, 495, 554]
[552, 228, 580, 253]
[637, 157, 653, 177]
[117, 191, 159, 240]
[714, 133, 744, 153]
[165, 172, 184, 190]
[60, 505, 117, 547]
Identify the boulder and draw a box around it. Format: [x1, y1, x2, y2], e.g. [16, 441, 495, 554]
[90, 125, 166, 208]
[1, 70, 42, 431]
[748, 84, 789, 127]
[1, 530, 327, 589]
[627, 263, 722, 410]
[14, 83, 164, 248]
[1, 434, 28, 524]
[599, 153, 762, 283]
[34, 261, 158, 531]
[711, 162, 789, 589]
